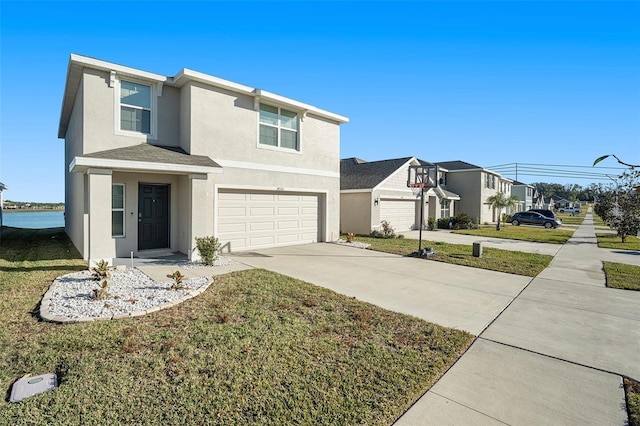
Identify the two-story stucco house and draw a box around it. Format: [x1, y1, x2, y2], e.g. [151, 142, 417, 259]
[511, 180, 535, 212]
[340, 157, 459, 234]
[434, 161, 513, 224]
[58, 54, 348, 265]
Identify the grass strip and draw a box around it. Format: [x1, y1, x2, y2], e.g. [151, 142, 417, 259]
[626, 378, 640, 426]
[0, 227, 473, 425]
[596, 233, 640, 251]
[357, 236, 552, 276]
[555, 213, 585, 225]
[602, 261, 640, 291]
[451, 226, 573, 244]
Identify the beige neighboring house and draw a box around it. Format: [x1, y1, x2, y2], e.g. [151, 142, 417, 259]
[58, 54, 348, 265]
[434, 161, 513, 224]
[340, 157, 460, 235]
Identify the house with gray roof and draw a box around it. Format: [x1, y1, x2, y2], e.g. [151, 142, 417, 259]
[434, 160, 514, 224]
[59, 54, 348, 264]
[340, 157, 459, 234]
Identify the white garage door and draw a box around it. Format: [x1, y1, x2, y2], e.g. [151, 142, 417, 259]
[217, 190, 321, 252]
[379, 199, 416, 231]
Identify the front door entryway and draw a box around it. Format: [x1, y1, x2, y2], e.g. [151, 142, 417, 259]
[138, 184, 170, 250]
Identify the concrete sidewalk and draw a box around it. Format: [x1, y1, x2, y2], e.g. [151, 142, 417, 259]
[397, 212, 638, 425]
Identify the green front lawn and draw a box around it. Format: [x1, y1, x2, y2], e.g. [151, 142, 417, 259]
[602, 261, 640, 291]
[0, 227, 473, 425]
[555, 212, 585, 225]
[452, 226, 574, 244]
[596, 233, 640, 251]
[357, 236, 552, 277]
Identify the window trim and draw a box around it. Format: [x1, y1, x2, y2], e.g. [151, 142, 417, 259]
[440, 198, 451, 218]
[114, 77, 158, 140]
[257, 103, 301, 153]
[112, 183, 125, 238]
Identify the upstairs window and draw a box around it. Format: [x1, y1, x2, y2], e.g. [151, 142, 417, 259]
[259, 103, 299, 151]
[120, 80, 151, 134]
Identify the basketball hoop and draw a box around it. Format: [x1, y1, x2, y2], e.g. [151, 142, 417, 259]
[407, 164, 439, 256]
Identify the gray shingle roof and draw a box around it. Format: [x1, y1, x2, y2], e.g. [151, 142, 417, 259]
[435, 160, 482, 170]
[83, 144, 221, 168]
[340, 157, 414, 190]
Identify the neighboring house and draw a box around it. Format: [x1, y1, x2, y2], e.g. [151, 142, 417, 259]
[58, 54, 348, 264]
[0, 182, 7, 227]
[340, 157, 460, 235]
[434, 161, 513, 224]
[511, 180, 535, 212]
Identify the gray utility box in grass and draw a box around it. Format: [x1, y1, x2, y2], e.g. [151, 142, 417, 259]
[10, 373, 58, 402]
[473, 241, 483, 258]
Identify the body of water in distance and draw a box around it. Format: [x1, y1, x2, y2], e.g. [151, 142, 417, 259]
[2, 211, 65, 229]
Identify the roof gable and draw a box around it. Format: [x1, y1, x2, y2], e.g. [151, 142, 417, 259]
[435, 160, 482, 170]
[340, 157, 415, 190]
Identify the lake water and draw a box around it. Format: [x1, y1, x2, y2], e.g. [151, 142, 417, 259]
[2, 211, 65, 229]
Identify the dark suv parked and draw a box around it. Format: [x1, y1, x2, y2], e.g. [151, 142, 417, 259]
[527, 209, 556, 218]
[509, 211, 562, 228]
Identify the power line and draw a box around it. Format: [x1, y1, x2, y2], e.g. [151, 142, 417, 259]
[485, 162, 627, 182]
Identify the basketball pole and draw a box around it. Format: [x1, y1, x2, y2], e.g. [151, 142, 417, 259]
[418, 186, 424, 254]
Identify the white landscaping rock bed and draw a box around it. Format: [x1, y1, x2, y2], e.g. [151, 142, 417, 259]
[41, 269, 210, 323]
[334, 239, 371, 249]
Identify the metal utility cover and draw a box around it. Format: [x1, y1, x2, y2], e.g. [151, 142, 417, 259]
[9, 373, 58, 402]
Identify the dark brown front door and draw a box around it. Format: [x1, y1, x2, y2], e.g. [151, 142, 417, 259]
[138, 184, 169, 250]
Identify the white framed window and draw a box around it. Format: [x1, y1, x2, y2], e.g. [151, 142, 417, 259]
[440, 199, 451, 217]
[258, 103, 299, 151]
[112, 184, 125, 238]
[115, 78, 157, 139]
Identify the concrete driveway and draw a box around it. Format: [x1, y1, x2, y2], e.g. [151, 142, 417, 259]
[228, 243, 531, 335]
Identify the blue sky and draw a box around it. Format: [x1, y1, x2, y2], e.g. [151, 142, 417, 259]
[1, 1, 639, 202]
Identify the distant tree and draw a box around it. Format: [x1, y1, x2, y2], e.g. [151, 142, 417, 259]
[486, 192, 520, 231]
[593, 155, 640, 242]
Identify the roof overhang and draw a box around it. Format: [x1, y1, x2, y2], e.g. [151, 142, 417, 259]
[69, 156, 222, 175]
[172, 68, 349, 124]
[434, 186, 461, 200]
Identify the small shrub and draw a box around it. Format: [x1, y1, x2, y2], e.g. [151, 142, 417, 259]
[380, 220, 396, 238]
[167, 270, 189, 291]
[90, 280, 111, 301]
[369, 229, 383, 238]
[195, 236, 221, 266]
[427, 217, 436, 231]
[346, 232, 355, 243]
[437, 213, 476, 230]
[397, 234, 405, 239]
[90, 259, 112, 281]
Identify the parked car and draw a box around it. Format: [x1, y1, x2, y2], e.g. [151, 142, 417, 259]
[527, 209, 556, 218]
[558, 207, 581, 213]
[508, 211, 562, 228]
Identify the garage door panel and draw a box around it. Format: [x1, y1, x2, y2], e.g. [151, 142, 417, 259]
[219, 207, 246, 216]
[250, 221, 274, 231]
[250, 207, 275, 216]
[251, 193, 275, 202]
[250, 235, 276, 247]
[219, 223, 246, 233]
[278, 207, 299, 215]
[218, 190, 321, 252]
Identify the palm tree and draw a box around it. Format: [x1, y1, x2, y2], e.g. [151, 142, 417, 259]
[486, 192, 520, 231]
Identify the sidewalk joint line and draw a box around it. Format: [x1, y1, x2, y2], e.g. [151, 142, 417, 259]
[477, 337, 632, 381]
